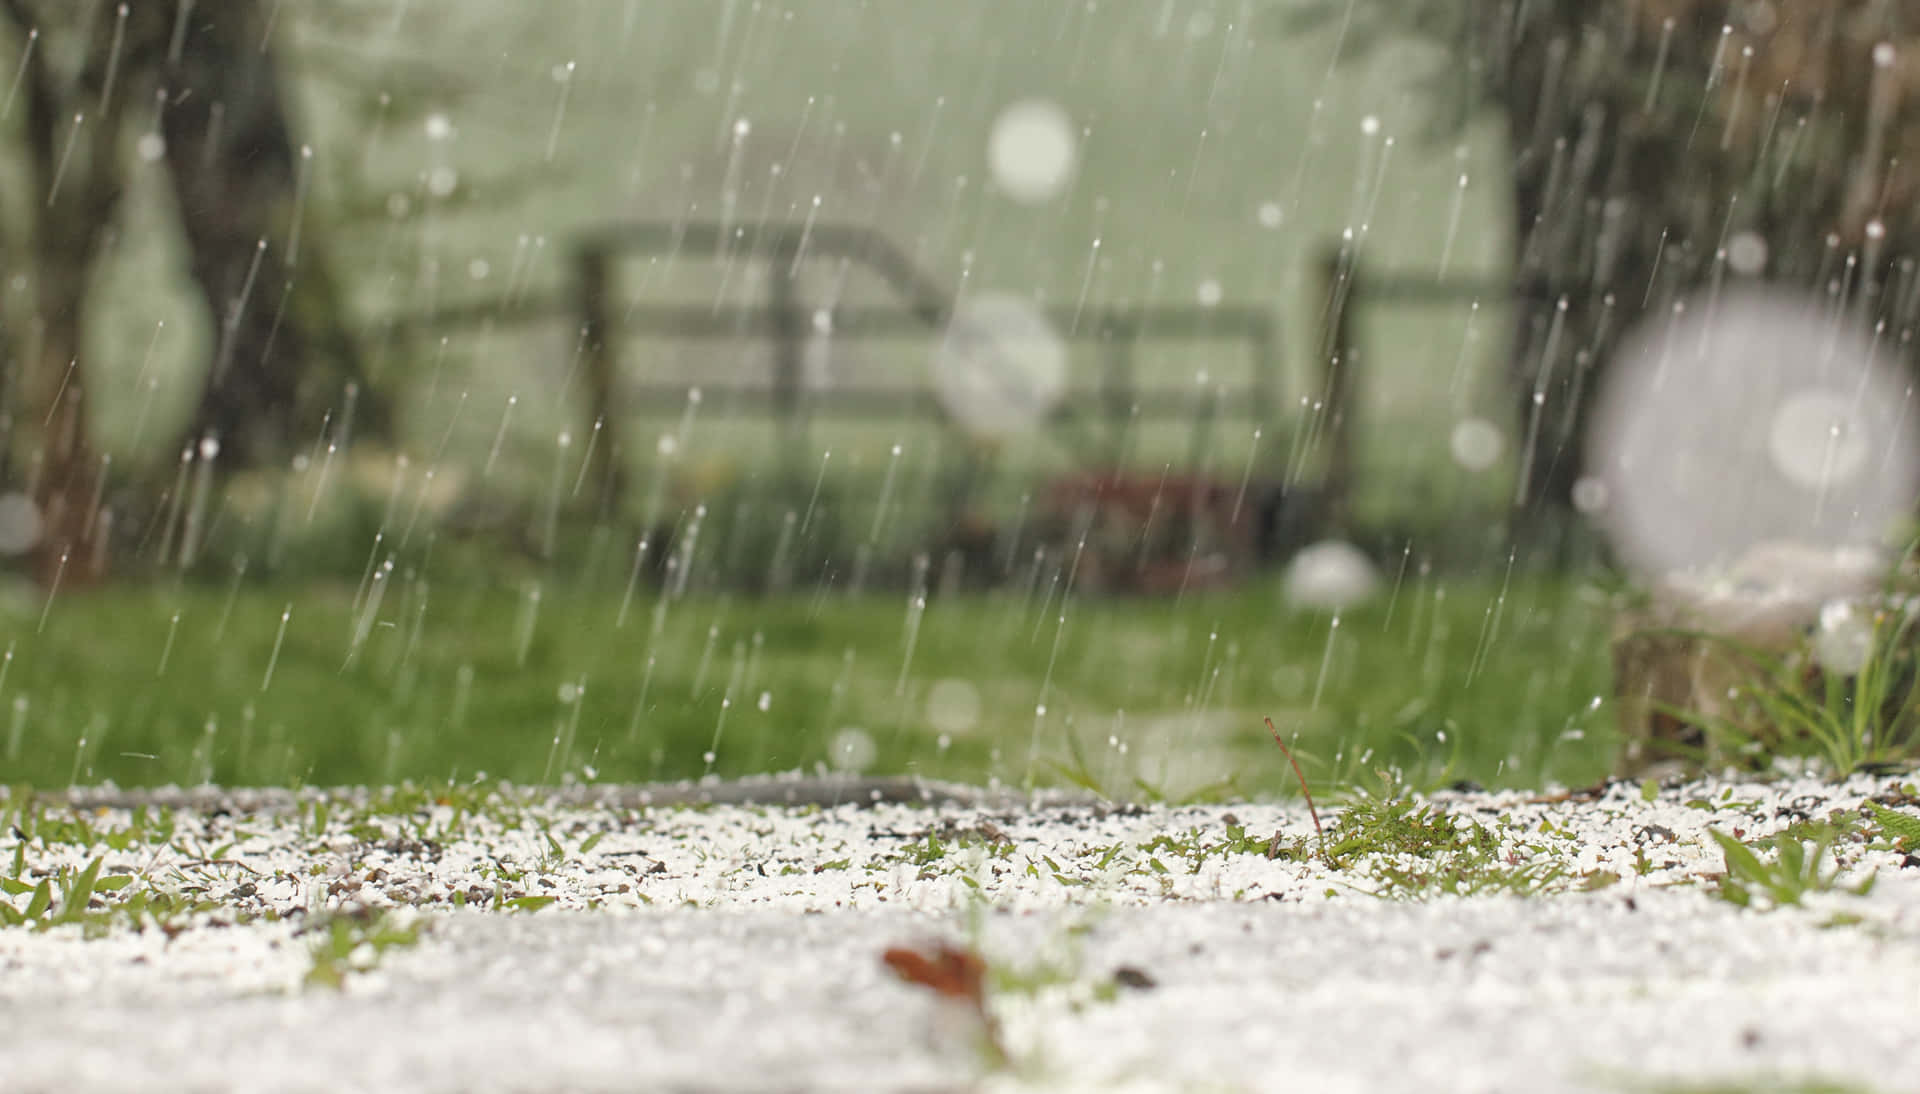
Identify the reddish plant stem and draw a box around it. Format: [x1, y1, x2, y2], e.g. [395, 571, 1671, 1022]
[1265, 716, 1322, 838]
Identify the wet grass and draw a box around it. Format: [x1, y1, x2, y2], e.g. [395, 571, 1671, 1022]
[0, 561, 1615, 794]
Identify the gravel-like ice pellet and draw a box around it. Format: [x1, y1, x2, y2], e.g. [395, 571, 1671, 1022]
[1, 770, 1918, 1092]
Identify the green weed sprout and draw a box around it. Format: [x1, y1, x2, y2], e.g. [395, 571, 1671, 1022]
[1709, 825, 1873, 910]
[1663, 601, 1920, 777]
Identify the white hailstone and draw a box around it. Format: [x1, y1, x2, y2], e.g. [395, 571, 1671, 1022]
[828, 728, 877, 773]
[925, 678, 981, 736]
[0, 493, 42, 555]
[929, 291, 1066, 437]
[1726, 231, 1768, 276]
[1282, 540, 1381, 612]
[1587, 287, 1919, 577]
[987, 99, 1077, 204]
[1813, 598, 1875, 676]
[1196, 279, 1223, 307]
[1449, 418, 1505, 472]
[1571, 476, 1610, 514]
[1257, 202, 1284, 229]
[1768, 389, 1869, 491]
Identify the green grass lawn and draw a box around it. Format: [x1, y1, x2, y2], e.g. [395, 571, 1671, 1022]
[0, 556, 1617, 797]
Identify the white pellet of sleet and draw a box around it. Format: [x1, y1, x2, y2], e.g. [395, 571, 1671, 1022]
[1, 770, 1918, 1093]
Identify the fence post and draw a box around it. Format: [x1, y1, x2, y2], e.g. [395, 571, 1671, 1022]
[768, 244, 808, 467]
[576, 242, 626, 511]
[1102, 318, 1136, 466]
[1316, 246, 1358, 536]
[1247, 312, 1277, 460]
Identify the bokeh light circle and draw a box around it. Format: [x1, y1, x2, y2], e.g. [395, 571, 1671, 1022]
[1449, 417, 1505, 472]
[926, 678, 982, 736]
[930, 291, 1067, 438]
[828, 727, 877, 773]
[1587, 287, 1920, 576]
[987, 100, 1077, 204]
[1282, 540, 1380, 612]
[1768, 388, 1870, 490]
[0, 492, 42, 556]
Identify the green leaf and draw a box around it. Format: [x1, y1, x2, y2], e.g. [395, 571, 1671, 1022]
[56, 856, 104, 922]
[24, 879, 51, 920]
[94, 875, 134, 892]
[1867, 801, 1920, 850]
[577, 831, 604, 855]
[507, 895, 557, 913]
[1710, 829, 1769, 884]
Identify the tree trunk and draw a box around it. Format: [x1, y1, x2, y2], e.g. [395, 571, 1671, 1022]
[25, 259, 102, 584]
[157, 0, 385, 469]
[0, 0, 129, 584]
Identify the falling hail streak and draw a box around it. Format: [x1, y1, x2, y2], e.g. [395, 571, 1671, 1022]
[1310, 613, 1340, 713]
[1437, 173, 1469, 278]
[47, 112, 84, 207]
[157, 612, 181, 677]
[798, 450, 830, 538]
[1514, 296, 1570, 507]
[1644, 18, 1675, 114]
[32, 550, 68, 633]
[616, 536, 650, 629]
[261, 604, 291, 691]
[545, 60, 575, 163]
[2, 28, 37, 122]
[287, 146, 313, 266]
[482, 394, 517, 479]
[1465, 547, 1518, 686]
[570, 417, 604, 499]
[1719, 45, 1753, 151]
[100, 5, 128, 113]
[214, 240, 269, 382]
[1685, 25, 1734, 153]
[1228, 428, 1261, 526]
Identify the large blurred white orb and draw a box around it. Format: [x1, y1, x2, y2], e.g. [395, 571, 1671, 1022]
[1768, 388, 1870, 490]
[1726, 231, 1768, 276]
[0, 492, 41, 556]
[1449, 417, 1505, 472]
[1282, 540, 1380, 611]
[828, 727, 876, 773]
[1813, 598, 1875, 675]
[988, 100, 1077, 204]
[1587, 287, 1920, 576]
[930, 292, 1067, 437]
[926, 678, 981, 736]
